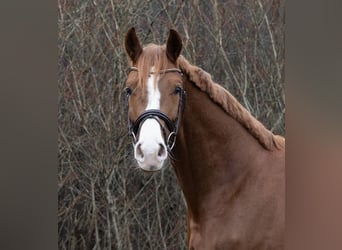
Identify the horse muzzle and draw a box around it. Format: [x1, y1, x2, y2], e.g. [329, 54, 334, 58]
[133, 119, 168, 171]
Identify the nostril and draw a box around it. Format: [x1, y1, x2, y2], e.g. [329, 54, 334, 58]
[158, 143, 166, 158]
[136, 143, 144, 159]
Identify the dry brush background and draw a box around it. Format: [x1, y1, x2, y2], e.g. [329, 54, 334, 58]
[58, 0, 284, 249]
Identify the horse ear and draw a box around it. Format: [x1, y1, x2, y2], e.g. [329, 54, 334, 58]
[166, 29, 182, 63]
[124, 27, 143, 64]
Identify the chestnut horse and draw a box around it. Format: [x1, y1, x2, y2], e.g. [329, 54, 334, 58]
[124, 28, 285, 250]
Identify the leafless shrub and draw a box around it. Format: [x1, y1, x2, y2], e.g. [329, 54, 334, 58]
[58, 0, 284, 249]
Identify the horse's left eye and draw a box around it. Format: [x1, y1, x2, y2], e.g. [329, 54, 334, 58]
[174, 86, 183, 95]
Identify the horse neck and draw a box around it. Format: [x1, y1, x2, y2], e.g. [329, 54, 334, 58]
[172, 80, 267, 220]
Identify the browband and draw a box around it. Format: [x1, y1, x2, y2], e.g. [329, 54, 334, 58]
[129, 67, 183, 75]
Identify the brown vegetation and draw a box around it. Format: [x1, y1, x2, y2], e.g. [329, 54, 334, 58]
[58, 0, 284, 249]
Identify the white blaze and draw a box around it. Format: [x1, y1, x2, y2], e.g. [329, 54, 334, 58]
[146, 73, 160, 110]
[134, 69, 167, 171]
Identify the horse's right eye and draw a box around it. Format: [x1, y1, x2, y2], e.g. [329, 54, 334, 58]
[125, 87, 132, 96]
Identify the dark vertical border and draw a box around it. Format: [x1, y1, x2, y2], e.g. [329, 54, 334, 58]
[0, 1, 57, 250]
[286, 0, 342, 249]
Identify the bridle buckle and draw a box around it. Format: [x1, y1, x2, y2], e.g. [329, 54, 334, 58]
[167, 131, 177, 151]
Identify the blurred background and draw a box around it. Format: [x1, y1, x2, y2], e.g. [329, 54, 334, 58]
[58, 0, 284, 249]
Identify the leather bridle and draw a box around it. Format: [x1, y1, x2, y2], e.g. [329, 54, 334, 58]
[125, 67, 186, 152]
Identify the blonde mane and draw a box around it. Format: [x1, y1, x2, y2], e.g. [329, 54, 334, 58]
[134, 44, 284, 151]
[177, 56, 284, 151]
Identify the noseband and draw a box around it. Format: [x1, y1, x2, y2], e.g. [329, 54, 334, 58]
[126, 67, 186, 151]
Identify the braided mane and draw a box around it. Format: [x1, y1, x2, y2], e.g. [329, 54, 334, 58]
[177, 56, 284, 151]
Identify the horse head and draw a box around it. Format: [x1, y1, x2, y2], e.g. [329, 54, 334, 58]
[124, 28, 185, 171]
